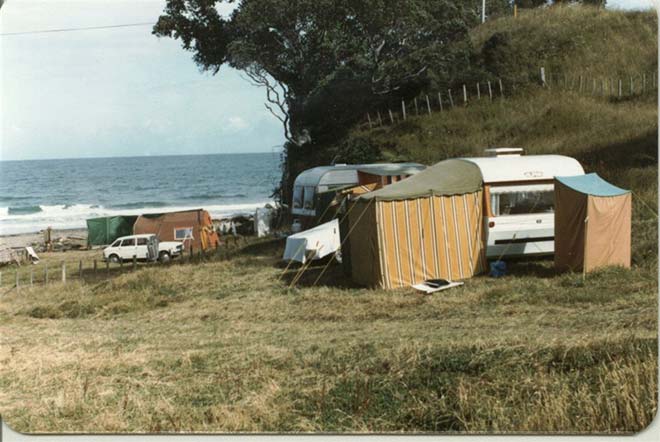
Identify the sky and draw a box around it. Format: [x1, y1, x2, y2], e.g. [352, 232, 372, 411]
[0, 0, 286, 161]
[0, 0, 657, 161]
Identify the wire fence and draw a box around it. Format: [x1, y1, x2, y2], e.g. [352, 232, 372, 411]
[361, 67, 658, 129]
[0, 237, 251, 293]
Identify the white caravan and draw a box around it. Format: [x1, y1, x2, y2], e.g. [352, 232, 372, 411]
[463, 149, 585, 258]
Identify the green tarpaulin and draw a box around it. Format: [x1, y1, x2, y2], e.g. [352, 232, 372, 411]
[86, 216, 138, 246]
[358, 159, 482, 201]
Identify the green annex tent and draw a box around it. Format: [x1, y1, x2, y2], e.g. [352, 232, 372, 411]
[86, 216, 138, 246]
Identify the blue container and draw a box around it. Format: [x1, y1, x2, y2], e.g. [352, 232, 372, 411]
[489, 260, 506, 278]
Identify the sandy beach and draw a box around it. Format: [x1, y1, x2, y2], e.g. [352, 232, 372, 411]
[0, 228, 88, 250]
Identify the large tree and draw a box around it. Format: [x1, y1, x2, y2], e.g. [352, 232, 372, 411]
[153, 0, 477, 203]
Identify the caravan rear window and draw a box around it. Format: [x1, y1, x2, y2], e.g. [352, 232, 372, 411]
[303, 186, 315, 210]
[490, 184, 554, 216]
[293, 186, 303, 209]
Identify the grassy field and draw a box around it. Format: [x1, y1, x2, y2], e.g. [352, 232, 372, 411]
[0, 239, 657, 433]
[0, 5, 657, 434]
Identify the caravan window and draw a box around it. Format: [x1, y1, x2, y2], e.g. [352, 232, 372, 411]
[490, 184, 554, 216]
[292, 186, 303, 209]
[303, 186, 315, 210]
[174, 227, 194, 240]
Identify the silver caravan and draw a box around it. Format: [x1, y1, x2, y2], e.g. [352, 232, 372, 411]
[291, 163, 425, 219]
[463, 149, 585, 258]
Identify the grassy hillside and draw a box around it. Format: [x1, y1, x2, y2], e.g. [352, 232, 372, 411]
[472, 5, 657, 84]
[0, 5, 657, 434]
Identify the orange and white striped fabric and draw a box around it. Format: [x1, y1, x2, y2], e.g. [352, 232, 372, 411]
[348, 192, 486, 289]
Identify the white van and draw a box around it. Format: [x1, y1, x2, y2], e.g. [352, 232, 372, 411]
[103, 234, 159, 263]
[463, 149, 585, 258]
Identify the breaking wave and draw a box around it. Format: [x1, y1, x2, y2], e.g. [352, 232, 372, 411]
[8, 205, 43, 215]
[0, 201, 273, 235]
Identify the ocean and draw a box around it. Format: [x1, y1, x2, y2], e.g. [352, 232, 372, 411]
[0, 153, 281, 235]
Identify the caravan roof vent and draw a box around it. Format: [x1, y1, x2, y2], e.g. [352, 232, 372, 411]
[484, 147, 524, 157]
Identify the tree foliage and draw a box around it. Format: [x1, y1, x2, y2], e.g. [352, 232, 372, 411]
[153, 1, 500, 203]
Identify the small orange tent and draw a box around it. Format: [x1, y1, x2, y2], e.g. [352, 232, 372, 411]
[133, 209, 219, 251]
[554, 174, 631, 273]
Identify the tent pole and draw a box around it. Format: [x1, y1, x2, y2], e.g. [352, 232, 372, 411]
[582, 216, 589, 281]
[289, 242, 320, 288]
[279, 240, 308, 280]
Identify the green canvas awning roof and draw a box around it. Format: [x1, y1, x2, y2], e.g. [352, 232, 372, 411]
[358, 159, 482, 201]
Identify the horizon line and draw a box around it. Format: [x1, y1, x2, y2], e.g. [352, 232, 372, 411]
[0, 150, 282, 163]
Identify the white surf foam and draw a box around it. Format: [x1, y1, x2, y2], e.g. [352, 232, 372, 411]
[0, 201, 273, 235]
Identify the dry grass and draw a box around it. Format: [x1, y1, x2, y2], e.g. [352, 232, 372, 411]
[0, 241, 656, 433]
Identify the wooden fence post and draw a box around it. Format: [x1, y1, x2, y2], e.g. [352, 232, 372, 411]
[498, 79, 504, 98]
[388, 109, 395, 124]
[366, 113, 373, 129]
[413, 97, 419, 115]
[488, 81, 493, 100]
[437, 92, 443, 111]
[462, 84, 467, 105]
[425, 95, 432, 115]
[45, 266, 48, 284]
[630, 76, 634, 95]
[618, 79, 622, 97]
[376, 111, 382, 125]
[132, 255, 137, 270]
[592, 78, 596, 95]
[540, 67, 546, 86]
[189, 245, 194, 261]
[30, 269, 33, 286]
[601, 78, 605, 96]
[79, 260, 83, 280]
[93, 259, 97, 276]
[15, 270, 19, 290]
[448, 89, 454, 108]
[62, 262, 66, 284]
[476, 83, 481, 100]
[401, 100, 407, 120]
[643, 73, 647, 93]
[579, 75, 583, 93]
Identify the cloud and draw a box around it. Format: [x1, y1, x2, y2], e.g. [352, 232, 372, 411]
[227, 116, 249, 132]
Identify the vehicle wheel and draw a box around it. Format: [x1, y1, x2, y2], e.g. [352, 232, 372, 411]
[108, 254, 120, 264]
[159, 251, 171, 263]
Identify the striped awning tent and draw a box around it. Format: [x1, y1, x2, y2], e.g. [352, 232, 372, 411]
[347, 159, 486, 289]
